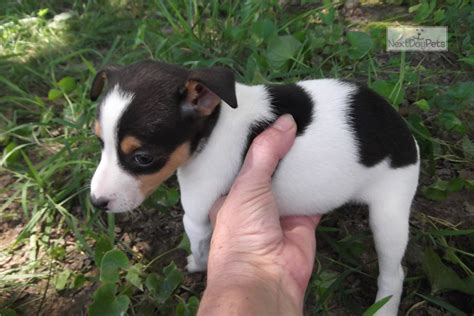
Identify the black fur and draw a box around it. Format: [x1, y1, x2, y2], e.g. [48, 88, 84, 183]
[265, 84, 314, 135]
[243, 83, 314, 161]
[188, 68, 237, 108]
[115, 62, 192, 174]
[91, 61, 232, 175]
[347, 84, 418, 168]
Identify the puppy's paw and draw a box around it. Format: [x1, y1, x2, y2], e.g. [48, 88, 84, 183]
[186, 255, 207, 272]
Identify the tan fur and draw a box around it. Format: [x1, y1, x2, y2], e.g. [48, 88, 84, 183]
[185, 80, 220, 116]
[138, 143, 190, 196]
[120, 136, 142, 154]
[185, 80, 200, 102]
[94, 121, 101, 137]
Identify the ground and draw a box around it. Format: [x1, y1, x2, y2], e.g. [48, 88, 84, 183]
[0, 1, 473, 315]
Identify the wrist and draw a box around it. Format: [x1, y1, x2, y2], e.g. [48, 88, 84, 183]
[200, 261, 303, 315]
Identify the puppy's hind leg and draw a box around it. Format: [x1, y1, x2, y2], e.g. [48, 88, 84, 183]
[366, 167, 418, 316]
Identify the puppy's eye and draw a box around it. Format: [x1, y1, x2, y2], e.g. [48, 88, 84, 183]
[133, 152, 154, 167]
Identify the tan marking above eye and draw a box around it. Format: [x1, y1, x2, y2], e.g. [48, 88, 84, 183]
[121, 136, 142, 154]
[138, 143, 191, 196]
[94, 121, 101, 137]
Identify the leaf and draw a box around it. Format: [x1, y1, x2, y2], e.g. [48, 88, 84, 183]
[165, 188, 180, 206]
[95, 234, 113, 266]
[266, 35, 301, 69]
[88, 283, 130, 316]
[320, 6, 336, 25]
[100, 249, 129, 283]
[347, 31, 373, 60]
[438, 112, 465, 133]
[422, 249, 474, 295]
[422, 179, 449, 201]
[133, 23, 147, 49]
[126, 264, 143, 290]
[311, 36, 326, 50]
[48, 89, 62, 101]
[313, 270, 339, 297]
[435, 82, 474, 110]
[58, 76, 76, 94]
[73, 274, 87, 288]
[143, 184, 179, 209]
[429, 179, 448, 191]
[177, 233, 191, 254]
[38, 8, 49, 18]
[53, 269, 72, 291]
[433, 9, 445, 23]
[156, 262, 183, 303]
[446, 178, 464, 193]
[408, 3, 422, 13]
[371, 80, 404, 107]
[465, 180, 474, 190]
[145, 272, 161, 297]
[422, 187, 447, 201]
[146, 262, 183, 304]
[462, 136, 474, 158]
[448, 81, 474, 103]
[50, 245, 66, 260]
[0, 308, 17, 316]
[414, 1, 434, 22]
[414, 99, 430, 111]
[175, 296, 199, 316]
[459, 56, 474, 66]
[362, 295, 392, 316]
[252, 18, 276, 42]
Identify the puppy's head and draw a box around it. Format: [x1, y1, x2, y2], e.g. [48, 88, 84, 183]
[89, 61, 237, 212]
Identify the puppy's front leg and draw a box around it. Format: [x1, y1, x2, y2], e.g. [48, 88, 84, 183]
[183, 212, 212, 272]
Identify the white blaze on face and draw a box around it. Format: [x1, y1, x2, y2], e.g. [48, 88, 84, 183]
[90, 85, 145, 213]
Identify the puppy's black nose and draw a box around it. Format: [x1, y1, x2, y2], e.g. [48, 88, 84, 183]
[91, 196, 109, 210]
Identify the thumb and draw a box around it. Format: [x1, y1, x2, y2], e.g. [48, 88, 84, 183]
[237, 114, 297, 185]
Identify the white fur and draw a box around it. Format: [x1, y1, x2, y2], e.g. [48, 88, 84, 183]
[90, 85, 145, 212]
[178, 85, 276, 270]
[91, 79, 419, 315]
[177, 80, 420, 315]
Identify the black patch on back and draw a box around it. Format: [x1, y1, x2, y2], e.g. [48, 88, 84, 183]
[242, 84, 314, 161]
[347, 84, 418, 168]
[266, 84, 314, 135]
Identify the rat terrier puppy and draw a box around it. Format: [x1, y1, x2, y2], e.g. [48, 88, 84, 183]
[90, 60, 419, 315]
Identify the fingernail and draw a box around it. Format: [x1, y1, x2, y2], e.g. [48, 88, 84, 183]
[273, 114, 295, 131]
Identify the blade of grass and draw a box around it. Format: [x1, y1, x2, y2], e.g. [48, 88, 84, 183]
[416, 293, 467, 316]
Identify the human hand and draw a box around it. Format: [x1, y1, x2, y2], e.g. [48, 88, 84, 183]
[198, 115, 321, 316]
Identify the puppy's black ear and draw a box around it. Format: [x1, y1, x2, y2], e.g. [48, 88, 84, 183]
[90, 66, 119, 101]
[183, 67, 237, 116]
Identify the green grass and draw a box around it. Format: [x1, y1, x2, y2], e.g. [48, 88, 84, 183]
[1, 0, 473, 315]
